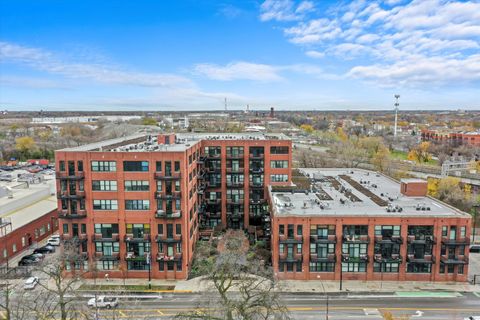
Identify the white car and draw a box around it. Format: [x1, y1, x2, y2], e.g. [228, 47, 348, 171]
[24, 276, 39, 290]
[87, 296, 118, 309]
[47, 235, 60, 246]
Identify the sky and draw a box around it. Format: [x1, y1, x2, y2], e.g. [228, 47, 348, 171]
[0, 0, 479, 111]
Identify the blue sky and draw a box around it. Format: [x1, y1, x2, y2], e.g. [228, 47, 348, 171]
[1, 0, 479, 111]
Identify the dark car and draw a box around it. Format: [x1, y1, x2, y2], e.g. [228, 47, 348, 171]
[33, 246, 55, 254]
[21, 255, 40, 262]
[470, 245, 480, 253]
[18, 259, 37, 266]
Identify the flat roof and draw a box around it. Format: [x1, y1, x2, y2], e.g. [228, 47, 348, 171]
[270, 168, 469, 218]
[59, 132, 290, 152]
[0, 170, 57, 233]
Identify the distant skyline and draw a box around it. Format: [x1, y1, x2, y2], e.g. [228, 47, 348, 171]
[1, 0, 479, 111]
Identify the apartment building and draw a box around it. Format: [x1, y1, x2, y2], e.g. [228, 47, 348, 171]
[421, 129, 480, 147]
[270, 169, 471, 282]
[55, 132, 291, 279]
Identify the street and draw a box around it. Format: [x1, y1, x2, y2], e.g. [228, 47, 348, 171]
[4, 291, 479, 319]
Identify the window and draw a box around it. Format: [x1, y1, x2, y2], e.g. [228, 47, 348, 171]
[407, 263, 432, 273]
[158, 224, 164, 235]
[125, 200, 150, 210]
[176, 224, 182, 235]
[342, 262, 366, 272]
[270, 174, 289, 182]
[279, 225, 285, 235]
[123, 161, 149, 172]
[12, 244, 16, 253]
[287, 224, 294, 238]
[93, 199, 118, 210]
[156, 161, 162, 172]
[270, 160, 288, 168]
[59, 161, 65, 171]
[297, 225, 303, 236]
[279, 244, 284, 254]
[270, 146, 289, 154]
[460, 226, 466, 238]
[92, 180, 118, 191]
[309, 262, 335, 272]
[63, 224, 69, 234]
[125, 180, 149, 191]
[458, 265, 464, 274]
[91, 161, 116, 172]
[374, 225, 400, 237]
[174, 161, 180, 172]
[373, 262, 399, 273]
[442, 226, 448, 237]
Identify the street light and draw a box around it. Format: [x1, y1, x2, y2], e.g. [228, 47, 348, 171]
[146, 252, 152, 290]
[317, 275, 329, 320]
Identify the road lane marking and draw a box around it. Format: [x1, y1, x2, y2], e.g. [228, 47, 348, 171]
[157, 310, 165, 315]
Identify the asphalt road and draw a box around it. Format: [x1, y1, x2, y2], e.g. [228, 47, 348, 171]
[7, 292, 478, 320]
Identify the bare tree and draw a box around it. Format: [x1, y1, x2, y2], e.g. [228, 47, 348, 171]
[176, 231, 290, 320]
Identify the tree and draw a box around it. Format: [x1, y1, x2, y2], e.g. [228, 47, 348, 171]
[371, 146, 391, 173]
[15, 136, 36, 160]
[176, 231, 290, 320]
[300, 124, 314, 134]
[407, 142, 432, 163]
[336, 127, 348, 142]
[142, 117, 158, 126]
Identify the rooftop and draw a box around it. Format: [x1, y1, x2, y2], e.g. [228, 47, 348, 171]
[0, 170, 57, 233]
[59, 132, 290, 152]
[270, 168, 469, 218]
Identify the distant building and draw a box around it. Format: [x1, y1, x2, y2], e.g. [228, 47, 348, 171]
[421, 129, 480, 146]
[31, 115, 141, 124]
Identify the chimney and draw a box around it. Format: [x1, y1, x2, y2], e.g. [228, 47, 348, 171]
[400, 179, 428, 197]
[270, 107, 274, 118]
[157, 133, 176, 145]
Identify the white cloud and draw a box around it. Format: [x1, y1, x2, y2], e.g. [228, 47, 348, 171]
[194, 62, 283, 81]
[305, 50, 325, 58]
[259, 0, 315, 22]
[261, 0, 480, 87]
[0, 75, 69, 89]
[0, 41, 192, 88]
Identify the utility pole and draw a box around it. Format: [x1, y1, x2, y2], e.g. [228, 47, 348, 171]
[394, 94, 400, 138]
[473, 204, 479, 243]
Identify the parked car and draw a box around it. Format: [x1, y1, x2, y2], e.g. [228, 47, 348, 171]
[47, 235, 60, 246]
[30, 253, 44, 260]
[87, 296, 118, 309]
[470, 245, 480, 253]
[23, 277, 39, 290]
[33, 246, 55, 254]
[18, 259, 37, 266]
[21, 255, 40, 263]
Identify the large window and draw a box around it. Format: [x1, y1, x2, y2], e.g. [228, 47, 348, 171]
[407, 263, 432, 273]
[375, 225, 400, 237]
[125, 180, 149, 191]
[91, 161, 116, 172]
[342, 243, 367, 257]
[93, 200, 118, 210]
[270, 174, 288, 182]
[309, 262, 335, 272]
[270, 160, 288, 168]
[126, 223, 151, 237]
[123, 161, 149, 172]
[92, 180, 117, 191]
[125, 200, 150, 210]
[270, 146, 289, 154]
[342, 262, 366, 272]
[94, 223, 119, 238]
[374, 262, 399, 273]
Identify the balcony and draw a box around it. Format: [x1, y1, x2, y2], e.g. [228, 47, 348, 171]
[249, 198, 266, 205]
[197, 170, 207, 180]
[310, 235, 337, 243]
[155, 191, 182, 200]
[373, 254, 402, 263]
[95, 252, 120, 261]
[206, 166, 222, 173]
[93, 233, 120, 242]
[249, 153, 264, 159]
[156, 234, 182, 243]
[206, 211, 222, 219]
[205, 198, 221, 205]
[124, 234, 151, 243]
[249, 167, 264, 174]
[157, 252, 183, 261]
[205, 153, 221, 159]
[440, 255, 469, 264]
[279, 234, 303, 244]
[374, 235, 403, 244]
[341, 254, 369, 263]
[342, 235, 370, 243]
[226, 153, 244, 159]
[249, 182, 264, 189]
[206, 181, 222, 188]
[125, 252, 150, 261]
[226, 181, 244, 188]
[155, 210, 182, 219]
[441, 237, 470, 246]
[58, 209, 87, 219]
[407, 254, 435, 264]
[407, 235, 435, 244]
[197, 156, 207, 164]
[57, 191, 86, 200]
[310, 253, 336, 263]
[226, 167, 244, 173]
[227, 198, 244, 205]
[279, 252, 303, 263]
[227, 212, 243, 220]
[56, 171, 85, 180]
[154, 172, 181, 180]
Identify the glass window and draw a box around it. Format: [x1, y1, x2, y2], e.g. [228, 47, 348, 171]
[91, 161, 116, 172]
[125, 180, 150, 191]
[125, 200, 150, 210]
[123, 161, 149, 172]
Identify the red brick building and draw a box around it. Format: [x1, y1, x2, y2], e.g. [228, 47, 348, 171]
[269, 169, 471, 282]
[421, 129, 480, 147]
[55, 133, 292, 279]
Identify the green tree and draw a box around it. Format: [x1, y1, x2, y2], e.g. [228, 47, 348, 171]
[142, 117, 158, 126]
[15, 136, 36, 160]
